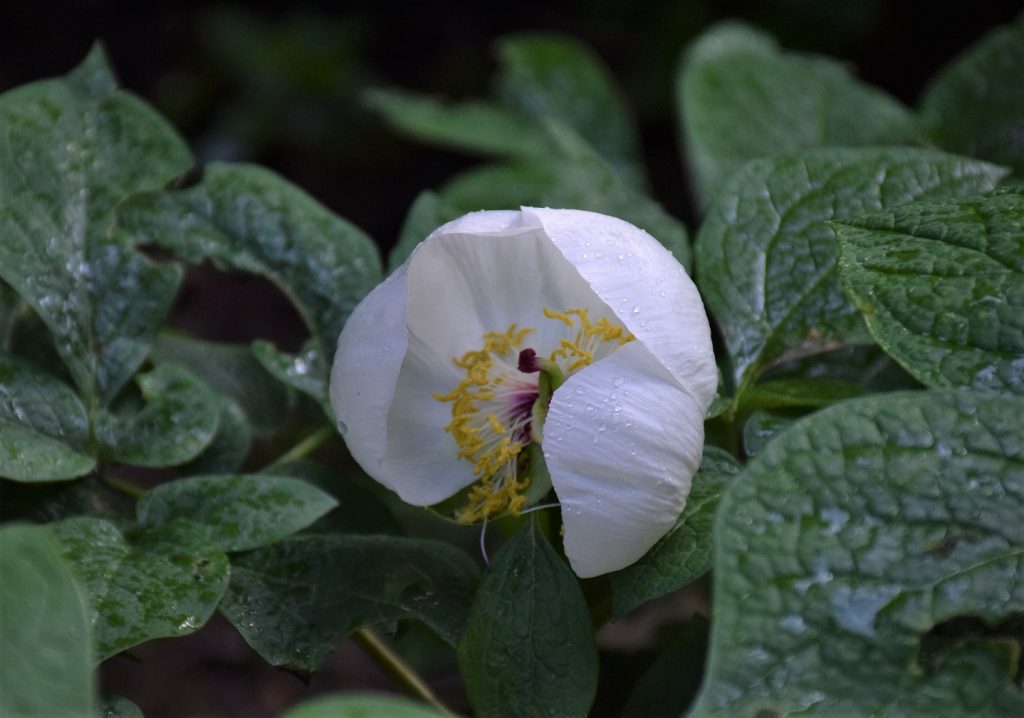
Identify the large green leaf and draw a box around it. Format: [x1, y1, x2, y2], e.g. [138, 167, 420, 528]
[120, 162, 382, 403]
[691, 390, 1024, 717]
[495, 33, 643, 184]
[609, 447, 741, 618]
[0, 47, 190, 406]
[458, 517, 597, 718]
[52, 516, 230, 661]
[920, 13, 1024, 175]
[283, 695, 450, 718]
[136, 473, 337, 552]
[837, 189, 1024, 395]
[678, 23, 923, 204]
[0, 524, 94, 718]
[181, 400, 252, 474]
[219, 534, 479, 673]
[94, 363, 221, 467]
[695, 147, 1006, 403]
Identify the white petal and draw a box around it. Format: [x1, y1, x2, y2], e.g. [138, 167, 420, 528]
[526, 207, 718, 411]
[544, 341, 706, 578]
[329, 266, 409, 493]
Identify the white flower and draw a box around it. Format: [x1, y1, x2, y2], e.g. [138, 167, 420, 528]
[329, 208, 717, 577]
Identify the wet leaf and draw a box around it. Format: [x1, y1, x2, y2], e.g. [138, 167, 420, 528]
[691, 390, 1024, 717]
[742, 410, 795, 459]
[180, 401, 252, 474]
[251, 339, 329, 409]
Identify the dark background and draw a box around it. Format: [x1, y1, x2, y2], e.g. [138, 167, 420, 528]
[2, 2, 1020, 715]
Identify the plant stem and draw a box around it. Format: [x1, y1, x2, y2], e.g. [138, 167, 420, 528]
[268, 425, 334, 467]
[101, 473, 146, 499]
[352, 627, 451, 714]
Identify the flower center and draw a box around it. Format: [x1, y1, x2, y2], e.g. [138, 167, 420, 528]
[433, 307, 633, 524]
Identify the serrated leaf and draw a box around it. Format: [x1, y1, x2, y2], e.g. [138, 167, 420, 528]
[695, 147, 1006, 403]
[52, 516, 230, 661]
[365, 88, 548, 158]
[741, 410, 795, 459]
[691, 390, 1024, 717]
[458, 517, 597, 718]
[920, 13, 1024, 174]
[621, 617, 709, 718]
[121, 162, 382, 407]
[136, 474, 337, 553]
[0, 524, 94, 718]
[219, 534, 479, 673]
[496, 33, 643, 184]
[837, 189, 1024, 395]
[283, 695, 450, 718]
[609, 447, 741, 618]
[678, 23, 923, 204]
[151, 333, 293, 437]
[0, 46, 191, 406]
[95, 363, 221, 467]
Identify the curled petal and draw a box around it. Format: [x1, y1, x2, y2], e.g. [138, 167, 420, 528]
[545, 342, 706, 578]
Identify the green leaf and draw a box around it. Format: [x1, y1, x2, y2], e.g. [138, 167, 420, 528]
[151, 333, 294, 437]
[365, 88, 549, 158]
[219, 534, 479, 673]
[836, 189, 1024, 395]
[458, 517, 597, 718]
[678, 23, 923, 204]
[0, 281, 16, 342]
[762, 344, 921, 393]
[691, 390, 1024, 717]
[920, 13, 1024, 175]
[741, 410, 795, 459]
[695, 147, 1006, 403]
[180, 400, 252, 474]
[95, 363, 221, 467]
[0, 476, 131, 524]
[739, 377, 865, 412]
[251, 339, 329, 408]
[96, 694, 143, 718]
[283, 694, 450, 718]
[388, 191, 458, 272]
[0, 46, 191, 406]
[621, 617, 709, 718]
[0, 524, 94, 718]
[121, 163, 382, 374]
[496, 33, 643, 184]
[0, 420, 95, 483]
[52, 516, 230, 661]
[136, 473, 337, 553]
[609, 447, 741, 618]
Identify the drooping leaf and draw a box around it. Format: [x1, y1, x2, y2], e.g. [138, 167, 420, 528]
[742, 410, 795, 459]
[52, 516, 230, 661]
[283, 695, 451, 718]
[94, 363, 221, 467]
[458, 517, 597, 718]
[136, 473, 337, 553]
[219, 534, 479, 673]
[609, 447, 741, 618]
[837, 188, 1024, 395]
[691, 390, 1024, 717]
[695, 147, 1006, 404]
[121, 162, 382, 404]
[621, 617, 709, 718]
[678, 23, 923, 204]
[495, 33, 643, 184]
[920, 13, 1024, 174]
[0, 46, 190, 407]
[0, 524, 94, 718]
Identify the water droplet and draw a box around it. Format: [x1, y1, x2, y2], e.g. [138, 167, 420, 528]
[337, 420, 348, 434]
[631, 306, 640, 314]
[612, 376, 625, 387]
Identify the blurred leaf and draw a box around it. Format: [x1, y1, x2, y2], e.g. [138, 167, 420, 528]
[0, 524, 94, 718]
[458, 517, 597, 718]
[96, 694, 142, 718]
[762, 344, 920, 393]
[52, 516, 230, 661]
[220, 534, 479, 673]
[741, 410, 795, 459]
[95, 363, 221, 468]
[251, 339, 329, 409]
[621, 617, 709, 718]
[837, 188, 1024, 395]
[388, 191, 458, 272]
[610, 447, 741, 618]
[283, 695, 450, 718]
[678, 23, 923, 204]
[0, 421, 95, 483]
[365, 89, 548, 158]
[739, 377, 865, 413]
[0, 282, 16, 343]
[920, 13, 1024, 175]
[151, 333, 293, 437]
[0, 46, 190, 406]
[121, 163, 382, 404]
[136, 473, 337, 553]
[695, 147, 1006, 403]
[181, 400, 252, 474]
[691, 390, 1024, 717]
[496, 33, 644, 184]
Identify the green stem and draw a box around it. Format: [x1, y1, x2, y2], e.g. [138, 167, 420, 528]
[267, 425, 334, 467]
[352, 628, 451, 714]
[101, 473, 146, 500]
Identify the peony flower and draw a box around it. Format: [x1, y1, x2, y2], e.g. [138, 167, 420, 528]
[329, 208, 717, 577]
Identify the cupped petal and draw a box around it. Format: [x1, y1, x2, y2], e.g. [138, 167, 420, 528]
[526, 207, 718, 410]
[329, 266, 410, 492]
[544, 341, 706, 578]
